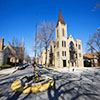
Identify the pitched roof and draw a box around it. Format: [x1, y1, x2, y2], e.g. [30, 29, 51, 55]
[4, 43, 23, 58]
[83, 52, 100, 59]
[56, 11, 66, 27]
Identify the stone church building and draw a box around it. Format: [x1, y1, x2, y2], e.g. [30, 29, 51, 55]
[41, 11, 83, 68]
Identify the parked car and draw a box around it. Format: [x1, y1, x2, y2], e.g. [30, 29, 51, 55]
[28, 62, 31, 66]
[37, 64, 43, 68]
[23, 63, 29, 68]
[24, 63, 28, 67]
[17, 64, 25, 70]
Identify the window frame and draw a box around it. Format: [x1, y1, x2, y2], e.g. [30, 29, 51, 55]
[62, 41, 63, 47]
[62, 51, 64, 56]
[57, 52, 59, 57]
[78, 44, 81, 49]
[57, 29, 59, 38]
[64, 41, 66, 47]
[62, 28, 64, 36]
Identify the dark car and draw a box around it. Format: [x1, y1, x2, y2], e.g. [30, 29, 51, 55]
[24, 63, 29, 67]
[37, 64, 43, 68]
[17, 64, 25, 70]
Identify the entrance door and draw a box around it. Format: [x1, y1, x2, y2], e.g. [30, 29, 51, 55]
[63, 60, 66, 67]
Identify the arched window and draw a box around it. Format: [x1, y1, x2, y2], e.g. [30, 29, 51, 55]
[69, 41, 74, 52]
[50, 46, 52, 53]
[69, 41, 75, 60]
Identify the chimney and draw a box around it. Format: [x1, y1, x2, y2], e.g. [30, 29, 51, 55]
[0, 38, 4, 51]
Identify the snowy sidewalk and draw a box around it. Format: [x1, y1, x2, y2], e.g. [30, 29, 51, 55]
[49, 66, 100, 74]
[53, 67, 84, 73]
[0, 67, 17, 75]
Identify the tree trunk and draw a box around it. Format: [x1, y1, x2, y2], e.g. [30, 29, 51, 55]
[15, 57, 17, 68]
[45, 48, 48, 67]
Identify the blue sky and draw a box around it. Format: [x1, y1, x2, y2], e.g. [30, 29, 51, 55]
[0, 0, 100, 57]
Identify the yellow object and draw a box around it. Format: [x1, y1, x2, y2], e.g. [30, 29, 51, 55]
[33, 64, 37, 73]
[23, 87, 31, 94]
[36, 71, 38, 80]
[11, 80, 20, 87]
[11, 76, 54, 94]
[11, 80, 21, 92]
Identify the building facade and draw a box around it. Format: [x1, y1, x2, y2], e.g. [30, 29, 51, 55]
[41, 11, 83, 68]
[0, 38, 24, 66]
[83, 52, 100, 67]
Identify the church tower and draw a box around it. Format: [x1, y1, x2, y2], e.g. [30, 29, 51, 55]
[55, 11, 68, 68]
[41, 11, 84, 68]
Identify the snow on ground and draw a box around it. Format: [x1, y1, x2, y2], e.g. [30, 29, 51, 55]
[1, 66, 100, 100]
[50, 66, 100, 75]
[0, 67, 17, 74]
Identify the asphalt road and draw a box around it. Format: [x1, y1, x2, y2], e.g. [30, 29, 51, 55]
[0, 66, 100, 100]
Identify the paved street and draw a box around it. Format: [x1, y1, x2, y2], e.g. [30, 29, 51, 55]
[0, 66, 100, 100]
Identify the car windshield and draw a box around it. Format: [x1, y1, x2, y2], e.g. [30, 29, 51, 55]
[19, 64, 23, 66]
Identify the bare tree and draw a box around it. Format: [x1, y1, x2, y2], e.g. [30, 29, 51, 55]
[37, 21, 55, 66]
[25, 55, 31, 63]
[87, 28, 100, 61]
[11, 37, 21, 47]
[36, 41, 43, 64]
[92, 0, 100, 11]
[10, 37, 24, 66]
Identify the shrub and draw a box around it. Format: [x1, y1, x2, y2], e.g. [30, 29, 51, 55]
[0, 64, 12, 70]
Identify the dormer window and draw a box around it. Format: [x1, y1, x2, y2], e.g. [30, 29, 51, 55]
[62, 28, 64, 36]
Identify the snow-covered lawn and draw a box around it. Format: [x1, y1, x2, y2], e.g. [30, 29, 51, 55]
[49, 66, 100, 74]
[0, 67, 17, 75]
[0, 66, 100, 100]
[48, 67, 100, 100]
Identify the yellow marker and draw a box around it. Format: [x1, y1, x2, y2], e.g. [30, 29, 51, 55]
[33, 63, 37, 73]
[36, 71, 38, 80]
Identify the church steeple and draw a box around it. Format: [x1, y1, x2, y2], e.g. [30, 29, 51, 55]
[56, 11, 65, 27]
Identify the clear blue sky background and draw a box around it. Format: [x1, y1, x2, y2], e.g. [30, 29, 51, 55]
[0, 0, 100, 57]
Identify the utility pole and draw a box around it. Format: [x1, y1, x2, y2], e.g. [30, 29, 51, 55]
[34, 13, 38, 62]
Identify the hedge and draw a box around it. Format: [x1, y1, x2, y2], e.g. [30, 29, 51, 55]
[0, 64, 12, 70]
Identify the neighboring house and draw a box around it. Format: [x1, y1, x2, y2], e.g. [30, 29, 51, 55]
[41, 11, 84, 68]
[0, 38, 24, 66]
[83, 52, 100, 67]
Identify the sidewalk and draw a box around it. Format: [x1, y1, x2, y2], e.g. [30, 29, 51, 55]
[44, 66, 93, 74]
[0, 67, 17, 75]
